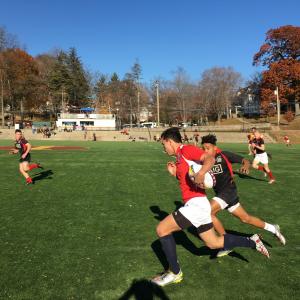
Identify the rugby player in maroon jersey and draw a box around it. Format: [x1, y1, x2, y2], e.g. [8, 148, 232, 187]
[10, 129, 43, 184]
[201, 134, 286, 257]
[251, 131, 275, 184]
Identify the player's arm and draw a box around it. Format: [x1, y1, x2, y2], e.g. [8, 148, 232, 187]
[253, 143, 265, 151]
[9, 148, 19, 154]
[194, 152, 215, 187]
[222, 151, 251, 174]
[166, 161, 177, 177]
[251, 141, 265, 151]
[21, 143, 31, 158]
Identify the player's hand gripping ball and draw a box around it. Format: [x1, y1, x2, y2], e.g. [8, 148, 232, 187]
[188, 162, 216, 189]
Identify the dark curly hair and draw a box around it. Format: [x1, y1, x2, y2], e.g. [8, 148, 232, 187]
[201, 134, 217, 145]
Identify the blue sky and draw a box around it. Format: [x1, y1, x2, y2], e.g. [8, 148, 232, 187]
[1, 0, 299, 83]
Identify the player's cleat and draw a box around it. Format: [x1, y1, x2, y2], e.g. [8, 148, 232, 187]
[26, 177, 33, 185]
[250, 234, 270, 258]
[268, 179, 275, 184]
[37, 163, 44, 170]
[216, 248, 233, 257]
[151, 270, 183, 286]
[274, 225, 286, 245]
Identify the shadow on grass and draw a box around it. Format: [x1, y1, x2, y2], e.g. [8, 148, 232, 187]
[149, 204, 217, 267]
[32, 170, 54, 183]
[235, 151, 250, 156]
[150, 204, 253, 265]
[233, 171, 266, 182]
[227, 251, 249, 262]
[119, 279, 170, 300]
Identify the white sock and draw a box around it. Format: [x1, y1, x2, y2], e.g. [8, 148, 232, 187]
[264, 223, 276, 234]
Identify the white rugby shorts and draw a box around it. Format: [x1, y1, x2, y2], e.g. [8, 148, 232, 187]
[177, 197, 212, 228]
[213, 196, 240, 213]
[254, 152, 268, 164]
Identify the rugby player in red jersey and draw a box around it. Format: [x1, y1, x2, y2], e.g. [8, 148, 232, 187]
[151, 127, 270, 287]
[201, 134, 286, 257]
[251, 131, 275, 184]
[10, 129, 42, 184]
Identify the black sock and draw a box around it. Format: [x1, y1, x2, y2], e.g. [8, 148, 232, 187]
[224, 233, 256, 249]
[160, 235, 180, 274]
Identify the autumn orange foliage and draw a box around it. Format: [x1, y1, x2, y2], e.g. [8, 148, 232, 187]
[253, 26, 300, 109]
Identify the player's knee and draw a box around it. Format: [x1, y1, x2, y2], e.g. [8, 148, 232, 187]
[211, 209, 217, 216]
[202, 235, 221, 249]
[204, 240, 219, 249]
[156, 223, 168, 237]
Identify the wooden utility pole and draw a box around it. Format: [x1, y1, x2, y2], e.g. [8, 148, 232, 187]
[0, 69, 4, 127]
[137, 87, 140, 127]
[61, 86, 65, 112]
[20, 97, 24, 123]
[275, 86, 280, 126]
[155, 81, 160, 126]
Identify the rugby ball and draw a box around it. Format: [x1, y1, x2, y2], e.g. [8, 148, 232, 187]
[188, 162, 216, 189]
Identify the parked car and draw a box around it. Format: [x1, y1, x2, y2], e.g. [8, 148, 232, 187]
[140, 122, 157, 128]
[178, 122, 191, 128]
[122, 124, 138, 128]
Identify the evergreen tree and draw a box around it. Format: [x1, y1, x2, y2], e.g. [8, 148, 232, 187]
[48, 51, 72, 110]
[66, 47, 90, 107]
[48, 48, 90, 110]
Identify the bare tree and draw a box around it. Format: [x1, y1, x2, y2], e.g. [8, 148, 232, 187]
[198, 67, 242, 123]
[171, 67, 195, 123]
[0, 26, 19, 52]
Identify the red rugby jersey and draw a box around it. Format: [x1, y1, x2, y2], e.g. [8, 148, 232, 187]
[175, 144, 206, 203]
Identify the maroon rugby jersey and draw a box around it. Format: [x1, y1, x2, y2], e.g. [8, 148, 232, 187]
[252, 137, 265, 154]
[15, 138, 29, 156]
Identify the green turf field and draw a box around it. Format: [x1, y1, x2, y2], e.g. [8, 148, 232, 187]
[0, 140, 299, 299]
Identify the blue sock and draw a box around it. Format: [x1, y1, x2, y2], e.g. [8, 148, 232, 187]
[224, 233, 256, 249]
[160, 235, 180, 274]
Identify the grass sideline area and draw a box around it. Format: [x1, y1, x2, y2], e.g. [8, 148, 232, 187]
[0, 140, 299, 299]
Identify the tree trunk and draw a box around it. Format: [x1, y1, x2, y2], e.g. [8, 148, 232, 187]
[217, 113, 221, 124]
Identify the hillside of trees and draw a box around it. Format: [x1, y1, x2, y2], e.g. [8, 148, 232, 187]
[1, 25, 299, 126]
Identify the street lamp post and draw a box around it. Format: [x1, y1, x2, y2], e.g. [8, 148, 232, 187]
[116, 108, 119, 130]
[248, 94, 252, 117]
[155, 81, 160, 127]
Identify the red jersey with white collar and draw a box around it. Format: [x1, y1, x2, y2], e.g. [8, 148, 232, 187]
[175, 144, 206, 203]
